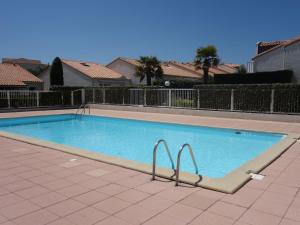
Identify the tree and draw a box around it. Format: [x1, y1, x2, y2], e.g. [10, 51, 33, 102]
[194, 45, 219, 84]
[136, 56, 163, 86]
[237, 65, 247, 74]
[50, 57, 64, 86]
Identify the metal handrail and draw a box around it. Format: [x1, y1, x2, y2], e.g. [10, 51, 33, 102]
[152, 139, 175, 180]
[175, 143, 199, 186]
[75, 104, 90, 118]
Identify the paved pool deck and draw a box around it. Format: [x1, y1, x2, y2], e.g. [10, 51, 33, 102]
[0, 109, 300, 225]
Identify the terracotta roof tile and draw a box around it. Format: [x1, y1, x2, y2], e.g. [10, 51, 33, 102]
[169, 62, 238, 75]
[110, 58, 238, 78]
[2, 58, 42, 65]
[224, 64, 240, 69]
[216, 64, 238, 73]
[253, 35, 300, 59]
[0, 63, 43, 86]
[161, 62, 201, 78]
[117, 58, 202, 79]
[62, 59, 125, 80]
[168, 62, 204, 76]
[257, 40, 289, 47]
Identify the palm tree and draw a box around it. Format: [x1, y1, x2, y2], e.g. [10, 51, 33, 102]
[194, 45, 219, 84]
[136, 56, 163, 86]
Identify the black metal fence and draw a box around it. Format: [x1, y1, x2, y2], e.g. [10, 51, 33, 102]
[1, 86, 299, 114]
[81, 86, 300, 114]
[0, 90, 72, 109]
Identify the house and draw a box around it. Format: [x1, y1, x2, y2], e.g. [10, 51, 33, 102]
[2, 58, 48, 75]
[39, 59, 129, 90]
[0, 63, 43, 90]
[106, 57, 203, 85]
[107, 57, 239, 85]
[252, 36, 300, 82]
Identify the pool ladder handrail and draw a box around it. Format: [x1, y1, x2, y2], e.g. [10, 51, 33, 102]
[175, 143, 199, 186]
[152, 139, 175, 180]
[75, 104, 90, 118]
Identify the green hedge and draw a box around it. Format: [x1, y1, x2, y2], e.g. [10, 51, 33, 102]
[75, 85, 300, 114]
[234, 89, 271, 112]
[274, 89, 300, 113]
[194, 84, 300, 113]
[214, 70, 293, 84]
[173, 99, 195, 108]
[39, 92, 62, 106]
[198, 89, 231, 110]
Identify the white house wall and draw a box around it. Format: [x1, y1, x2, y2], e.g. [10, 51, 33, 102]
[285, 41, 300, 82]
[107, 60, 146, 85]
[254, 42, 300, 83]
[254, 47, 284, 72]
[38, 69, 50, 90]
[38, 64, 94, 90]
[62, 64, 94, 87]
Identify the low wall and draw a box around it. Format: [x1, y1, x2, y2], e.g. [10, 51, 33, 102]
[0, 106, 77, 113]
[90, 104, 300, 123]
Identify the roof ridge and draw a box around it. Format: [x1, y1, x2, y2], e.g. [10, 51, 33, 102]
[62, 58, 103, 65]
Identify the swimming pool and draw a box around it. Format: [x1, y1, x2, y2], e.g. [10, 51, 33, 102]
[0, 114, 285, 179]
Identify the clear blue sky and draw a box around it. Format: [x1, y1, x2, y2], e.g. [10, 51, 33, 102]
[1, 0, 299, 65]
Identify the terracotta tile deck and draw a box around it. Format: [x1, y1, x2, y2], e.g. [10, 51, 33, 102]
[0, 109, 300, 225]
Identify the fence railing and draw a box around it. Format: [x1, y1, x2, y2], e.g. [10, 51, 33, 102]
[81, 87, 300, 114]
[0, 90, 71, 109]
[1, 88, 299, 114]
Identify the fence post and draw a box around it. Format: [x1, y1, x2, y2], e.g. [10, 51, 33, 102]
[144, 89, 147, 106]
[197, 89, 200, 109]
[92, 88, 95, 103]
[71, 91, 74, 106]
[102, 88, 106, 104]
[36, 92, 40, 107]
[122, 90, 125, 105]
[230, 89, 235, 111]
[270, 89, 275, 113]
[7, 91, 11, 109]
[61, 92, 64, 105]
[81, 89, 85, 104]
[168, 89, 172, 107]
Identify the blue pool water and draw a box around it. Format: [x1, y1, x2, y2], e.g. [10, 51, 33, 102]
[0, 114, 285, 178]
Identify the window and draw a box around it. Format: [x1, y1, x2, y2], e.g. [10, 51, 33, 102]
[80, 63, 90, 67]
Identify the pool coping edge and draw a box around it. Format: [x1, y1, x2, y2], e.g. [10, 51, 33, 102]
[0, 129, 297, 194]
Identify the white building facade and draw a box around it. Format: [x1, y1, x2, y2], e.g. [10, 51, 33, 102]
[253, 38, 300, 83]
[107, 57, 203, 85]
[39, 59, 128, 90]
